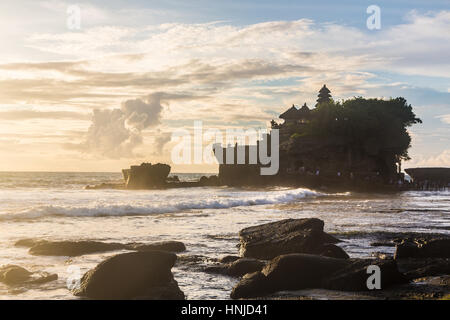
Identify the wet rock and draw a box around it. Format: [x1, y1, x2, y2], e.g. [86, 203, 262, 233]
[318, 244, 349, 259]
[239, 218, 341, 260]
[230, 272, 270, 299]
[227, 258, 266, 277]
[231, 254, 349, 299]
[219, 255, 240, 264]
[133, 280, 185, 300]
[397, 258, 450, 280]
[262, 254, 349, 292]
[395, 238, 450, 259]
[204, 258, 265, 277]
[323, 259, 408, 291]
[16, 238, 186, 256]
[0, 265, 32, 285]
[0, 265, 58, 286]
[28, 240, 126, 256]
[127, 241, 186, 253]
[73, 251, 184, 300]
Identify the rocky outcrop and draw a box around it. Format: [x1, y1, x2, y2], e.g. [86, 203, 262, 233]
[123, 162, 171, 189]
[72, 251, 184, 300]
[0, 265, 58, 286]
[231, 254, 349, 298]
[323, 259, 408, 291]
[238, 218, 343, 260]
[231, 254, 409, 298]
[394, 238, 450, 260]
[204, 258, 266, 277]
[16, 239, 186, 256]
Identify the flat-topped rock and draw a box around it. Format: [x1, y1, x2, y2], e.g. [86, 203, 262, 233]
[15, 239, 186, 257]
[238, 218, 342, 260]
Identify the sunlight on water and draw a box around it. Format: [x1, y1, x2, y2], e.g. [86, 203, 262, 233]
[0, 172, 448, 299]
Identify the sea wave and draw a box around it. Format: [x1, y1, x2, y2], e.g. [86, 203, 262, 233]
[0, 187, 327, 220]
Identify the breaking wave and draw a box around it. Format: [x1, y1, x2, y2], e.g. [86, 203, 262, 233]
[0, 187, 329, 220]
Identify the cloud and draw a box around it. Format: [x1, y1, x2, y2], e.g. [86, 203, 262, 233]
[152, 131, 172, 156]
[437, 114, 450, 125]
[77, 93, 164, 158]
[73, 92, 204, 158]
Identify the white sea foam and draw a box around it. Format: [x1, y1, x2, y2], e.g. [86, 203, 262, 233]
[0, 187, 326, 220]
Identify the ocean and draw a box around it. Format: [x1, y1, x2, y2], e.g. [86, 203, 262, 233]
[0, 171, 449, 299]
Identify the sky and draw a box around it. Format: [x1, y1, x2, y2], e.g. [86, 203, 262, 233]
[0, 0, 449, 172]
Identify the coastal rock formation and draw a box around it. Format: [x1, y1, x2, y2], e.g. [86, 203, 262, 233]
[231, 254, 408, 298]
[127, 241, 186, 253]
[27, 240, 125, 256]
[204, 258, 266, 277]
[323, 259, 408, 291]
[394, 238, 450, 259]
[16, 239, 186, 256]
[231, 254, 349, 298]
[73, 251, 184, 300]
[238, 218, 342, 260]
[0, 265, 58, 286]
[122, 162, 171, 189]
[397, 258, 450, 280]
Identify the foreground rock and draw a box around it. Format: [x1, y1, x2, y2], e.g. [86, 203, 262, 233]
[231, 254, 349, 298]
[205, 258, 266, 277]
[0, 265, 57, 286]
[231, 254, 408, 299]
[397, 258, 450, 280]
[73, 251, 184, 299]
[15, 239, 186, 256]
[395, 238, 450, 260]
[323, 259, 408, 291]
[239, 218, 343, 260]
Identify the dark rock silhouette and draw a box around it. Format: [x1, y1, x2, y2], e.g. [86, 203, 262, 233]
[72, 251, 184, 300]
[16, 239, 186, 256]
[204, 258, 266, 277]
[122, 162, 171, 189]
[238, 218, 342, 260]
[395, 238, 450, 259]
[323, 259, 408, 291]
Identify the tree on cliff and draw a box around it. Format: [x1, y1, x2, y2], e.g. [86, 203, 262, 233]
[300, 97, 422, 174]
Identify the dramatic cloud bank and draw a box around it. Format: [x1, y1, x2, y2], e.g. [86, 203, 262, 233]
[80, 93, 164, 158]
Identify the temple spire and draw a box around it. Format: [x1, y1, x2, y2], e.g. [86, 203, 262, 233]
[316, 84, 332, 104]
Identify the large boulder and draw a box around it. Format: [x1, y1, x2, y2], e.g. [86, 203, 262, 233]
[230, 271, 271, 299]
[323, 259, 408, 291]
[395, 238, 450, 260]
[231, 254, 349, 298]
[73, 251, 184, 300]
[262, 254, 349, 291]
[238, 218, 342, 260]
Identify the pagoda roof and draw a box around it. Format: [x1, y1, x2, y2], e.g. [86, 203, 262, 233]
[279, 104, 311, 120]
[319, 84, 330, 94]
